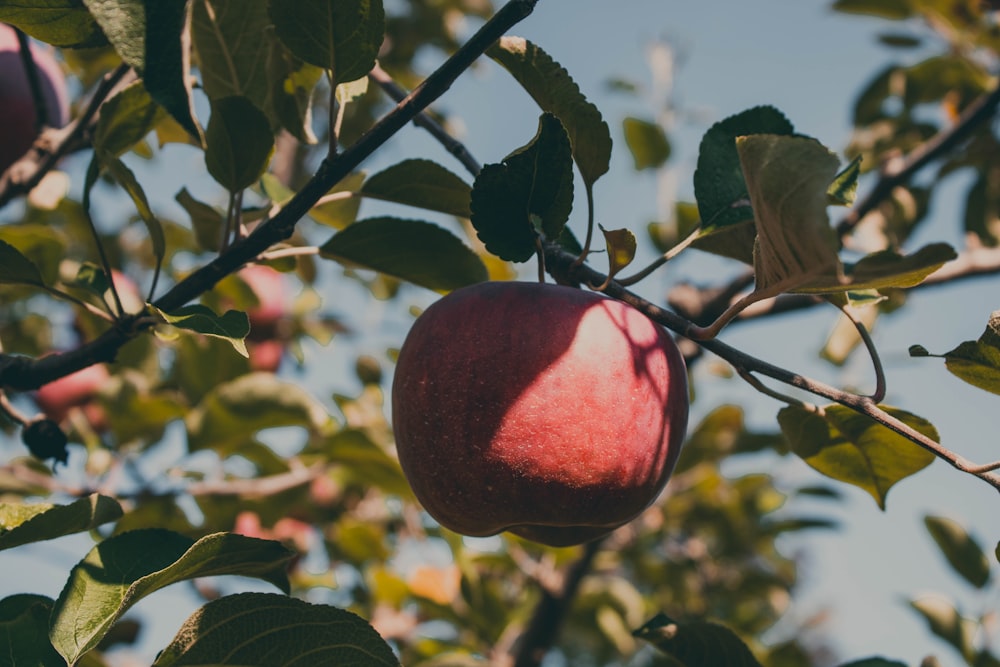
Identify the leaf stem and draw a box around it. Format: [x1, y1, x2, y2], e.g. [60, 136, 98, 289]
[840, 302, 887, 403]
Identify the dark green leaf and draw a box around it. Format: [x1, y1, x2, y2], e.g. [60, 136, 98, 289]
[185, 372, 332, 453]
[694, 105, 794, 233]
[93, 80, 168, 158]
[962, 173, 1000, 247]
[778, 404, 937, 509]
[634, 613, 763, 667]
[205, 95, 275, 191]
[191, 0, 271, 104]
[470, 113, 574, 262]
[623, 116, 671, 170]
[268, 0, 385, 86]
[361, 159, 472, 218]
[828, 155, 862, 206]
[156, 304, 251, 358]
[153, 592, 399, 666]
[0, 0, 106, 48]
[487, 36, 612, 187]
[101, 155, 166, 270]
[912, 311, 1000, 395]
[320, 217, 487, 292]
[0, 595, 63, 667]
[909, 597, 976, 663]
[832, 0, 913, 19]
[175, 187, 224, 252]
[838, 659, 908, 667]
[0, 239, 46, 287]
[50, 530, 294, 665]
[83, 0, 202, 140]
[0, 494, 122, 552]
[877, 33, 923, 48]
[924, 515, 991, 589]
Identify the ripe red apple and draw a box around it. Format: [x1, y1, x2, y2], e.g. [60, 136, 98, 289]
[391, 281, 689, 547]
[239, 265, 288, 339]
[0, 23, 70, 173]
[34, 362, 110, 428]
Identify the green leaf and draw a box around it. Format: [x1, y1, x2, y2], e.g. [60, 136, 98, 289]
[50, 530, 294, 665]
[185, 372, 332, 453]
[153, 592, 400, 666]
[470, 113, 574, 262]
[83, 0, 202, 140]
[924, 515, 992, 589]
[941, 312, 1000, 395]
[93, 80, 168, 158]
[793, 243, 956, 295]
[100, 155, 166, 272]
[599, 226, 637, 280]
[321, 429, 413, 498]
[828, 155, 862, 206]
[319, 217, 487, 292]
[633, 613, 763, 667]
[837, 659, 908, 667]
[622, 116, 671, 170]
[0, 595, 63, 667]
[265, 33, 323, 143]
[0, 0, 106, 48]
[0, 239, 46, 287]
[0, 494, 123, 552]
[361, 159, 472, 218]
[175, 187, 224, 252]
[909, 597, 976, 663]
[191, 0, 271, 104]
[268, 0, 385, 87]
[778, 405, 937, 509]
[694, 105, 794, 233]
[156, 304, 251, 358]
[487, 36, 612, 187]
[205, 95, 275, 192]
[737, 134, 841, 292]
[832, 0, 912, 19]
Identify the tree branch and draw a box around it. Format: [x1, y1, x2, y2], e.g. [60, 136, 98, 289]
[0, 0, 539, 392]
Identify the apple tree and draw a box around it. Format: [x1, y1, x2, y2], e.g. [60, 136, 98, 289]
[0, 1, 998, 666]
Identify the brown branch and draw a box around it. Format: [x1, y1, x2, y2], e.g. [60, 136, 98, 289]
[0, 0, 539, 393]
[836, 80, 1000, 237]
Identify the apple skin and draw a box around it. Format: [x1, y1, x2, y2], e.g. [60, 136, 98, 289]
[239, 265, 288, 339]
[0, 24, 70, 173]
[391, 281, 689, 547]
[34, 362, 110, 428]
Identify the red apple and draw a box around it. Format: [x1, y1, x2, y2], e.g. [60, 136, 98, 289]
[248, 339, 284, 373]
[34, 362, 110, 427]
[239, 265, 288, 339]
[0, 24, 70, 173]
[391, 281, 689, 547]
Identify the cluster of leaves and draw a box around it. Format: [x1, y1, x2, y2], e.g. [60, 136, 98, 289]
[0, 0, 998, 666]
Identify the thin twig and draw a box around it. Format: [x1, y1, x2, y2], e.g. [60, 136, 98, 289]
[840, 302, 887, 402]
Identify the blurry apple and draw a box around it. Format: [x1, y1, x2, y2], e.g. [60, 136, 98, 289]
[239, 265, 289, 340]
[248, 339, 284, 373]
[391, 281, 689, 547]
[0, 23, 69, 173]
[34, 362, 110, 430]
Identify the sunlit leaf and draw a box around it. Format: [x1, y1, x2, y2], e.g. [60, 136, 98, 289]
[205, 95, 275, 192]
[622, 116, 671, 170]
[924, 515, 991, 589]
[0, 494, 122, 552]
[185, 372, 332, 453]
[912, 311, 1000, 395]
[50, 530, 294, 665]
[306, 171, 367, 229]
[153, 592, 399, 666]
[82, 0, 201, 139]
[155, 304, 250, 358]
[794, 243, 956, 294]
[634, 613, 763, 667]
[828, 155, 862, 206]
[320, 217, 487, 292]
[778, 404, 937, 508]
[737, 134, 841, 292]
[0, 595, 62, 667]
[93, 80, 168, 158]
[361, 159, 472, 218]
[694, 105, 794, 233]
[0, 1, 106, 47]
[470, 113, 573, 262]
[487, 36, 612, 187]
[269, 0, 385, 87]
[599, 226, 636, 280]
[909, 597, 976, 663]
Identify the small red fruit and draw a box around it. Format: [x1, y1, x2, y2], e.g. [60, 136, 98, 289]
[0, 24, 70, 173]
[34, 363, 110, 427]
[391, 281, 689, 547]
[239, 265, 288, 338]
